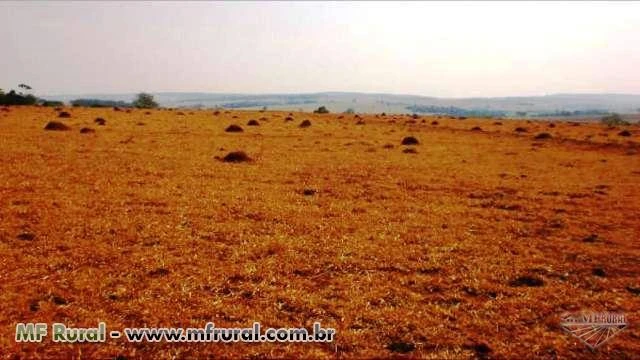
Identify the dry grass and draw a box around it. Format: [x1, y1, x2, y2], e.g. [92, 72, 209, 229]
[0, 106, 639, 358]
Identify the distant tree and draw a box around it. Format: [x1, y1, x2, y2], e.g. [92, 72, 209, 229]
[132, 93, 158, 109]
[314, 106, 329, 114]
[0, 84, 37, 105]
[600, 113, 629, 126]
[261, 106, 267, 112]
[344, 108, 355, 114]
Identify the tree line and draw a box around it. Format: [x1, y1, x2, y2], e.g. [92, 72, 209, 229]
[1, 84, 159, 109]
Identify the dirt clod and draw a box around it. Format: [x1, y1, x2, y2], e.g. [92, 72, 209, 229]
[534, 132, 552, 140]
[592, 267, 606, 277]
[17, 232, 35, 241]
[401, 136, 419, 145]
[225, 124, 244, 132]
[509, 276, 544, 287]
[387, 341, 415, 353]
[299, 120, 312, 128]
[148, 268, 171, 277]
[220, 151, 251, 163]
[44, 121, 70, 131]
[302, 189, 317, 196]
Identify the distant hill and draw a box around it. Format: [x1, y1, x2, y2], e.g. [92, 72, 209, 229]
[41, 92, 640, 117]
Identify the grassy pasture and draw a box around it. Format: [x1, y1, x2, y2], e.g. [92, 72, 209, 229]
[0, 106, 639, 358]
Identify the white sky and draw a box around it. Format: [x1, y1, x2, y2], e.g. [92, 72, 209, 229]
[2, 1, 640, 97]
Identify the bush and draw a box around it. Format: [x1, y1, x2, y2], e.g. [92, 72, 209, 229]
[132, 93, 158, 109]
[601, 113, 629, 126]
[313, 106, 329, 114]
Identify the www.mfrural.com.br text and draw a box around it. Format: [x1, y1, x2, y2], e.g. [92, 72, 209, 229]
[15, 322, 336, 343]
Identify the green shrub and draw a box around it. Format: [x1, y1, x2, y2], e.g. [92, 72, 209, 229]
[313, 106, 329, 114]
[132, 93, 159, 109]
[601, 113, 629, 126]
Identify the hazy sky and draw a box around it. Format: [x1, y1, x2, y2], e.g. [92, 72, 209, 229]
[2, 1, 640, 97]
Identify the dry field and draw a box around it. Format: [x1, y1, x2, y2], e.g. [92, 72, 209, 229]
[1, 106, 639, 359]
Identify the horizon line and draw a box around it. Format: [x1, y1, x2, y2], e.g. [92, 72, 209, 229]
[39, 90, 640, 100]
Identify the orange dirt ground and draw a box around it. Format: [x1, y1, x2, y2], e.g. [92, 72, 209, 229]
[0, 106, 639, 358]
